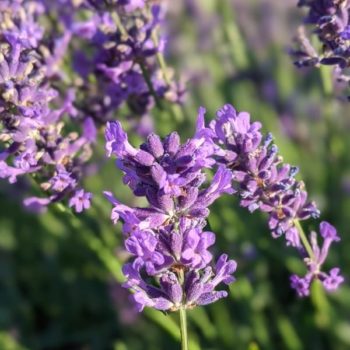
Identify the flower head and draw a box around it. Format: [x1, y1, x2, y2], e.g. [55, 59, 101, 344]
[207, 104, 342, 296]
[292, 0, 350, 94]
[0, 0, 95, 211]
[104, 109, 236, 312]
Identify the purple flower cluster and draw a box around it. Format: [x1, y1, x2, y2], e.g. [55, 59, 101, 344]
[208, 104, 320, 245]
[292, 0, 350, 85]
[0, 0, 94, 212]
[43, 0, 185, 136]
[104, 109, 236, 312]
[0, 0, 184, 212]
[290, 222, 344, 297]
[205, 104, 343, 296]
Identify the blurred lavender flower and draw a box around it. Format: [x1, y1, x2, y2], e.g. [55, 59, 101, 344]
[207, 104, 343, 296]
[43, 0, 185, 134]
[0, 0, 95, 212]
[104, 109, 236, 312]
[69, 189, 92, 213]
[291, 222, 344, 296]
[291, 0, 350, 91]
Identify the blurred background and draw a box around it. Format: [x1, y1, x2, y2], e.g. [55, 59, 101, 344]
[0, 0, 349, 349]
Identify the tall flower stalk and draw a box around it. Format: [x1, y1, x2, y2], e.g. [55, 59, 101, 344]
[104, 108, 237, 347]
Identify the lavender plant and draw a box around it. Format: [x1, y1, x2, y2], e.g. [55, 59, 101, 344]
[291, 0, 350, 92]
[104, 109, 237, 348]
[205, 104, 344, 297]
[104, 103, 344, 347]
[0, 0, 184, 212]
[0, 1, 346, 349]
[42, 0, 185, 133]
[0, 0, 95, 212]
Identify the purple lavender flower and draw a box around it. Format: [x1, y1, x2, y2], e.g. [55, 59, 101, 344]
[69, 189, 92, 213]
[290, 274, 311, 297]
[322, 268, 344, 291]
[50, 170, 76, 193]
[290, 222, 344, 296]
[181, 228, 215, 269]
[0, 0, 45, 48]
[104, 109, 236, 312]
[104, 110, 232, 230]
[291, 0, 350, 92]
[0, 1, 95, 212]
[207, 104, 343, 296]
[118, 0, 146, 12]
[4, 0, 185, 216]
[123, 253, 236, 312]
[209, 104, 319, 244]
[47, 0, 185, 133]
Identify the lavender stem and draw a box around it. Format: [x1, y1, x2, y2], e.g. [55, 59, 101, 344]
[178, 267, 189, 350]
[111, 11, 128, 38]
[152, 30, 171, 86]
[294, 220, 315, 260]
[179, 307, 188, 350]
[151, 30, 184, 122]
[319, 66, 333, 97]
[139, 61, 164, 110]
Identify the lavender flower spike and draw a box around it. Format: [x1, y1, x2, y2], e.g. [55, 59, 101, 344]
[208, 104, 343, 296]
[104, 108, 237, 315]
[291, 0, 350, 95]
[48, 0, 185, 135]
[0, 1, 95, 212]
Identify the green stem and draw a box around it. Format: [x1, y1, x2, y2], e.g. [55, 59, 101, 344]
[111, 11, 128, 38]
[151, 31, 184, 122]
[294, 220, 315, 260]
[177, 268, 189, 350]
[179, 307, 188, 350]
[139, 61, 163, 110]
[152, 31, 171, 86]
[319, 65, 333, 97]
[145, 3, 171, 87]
